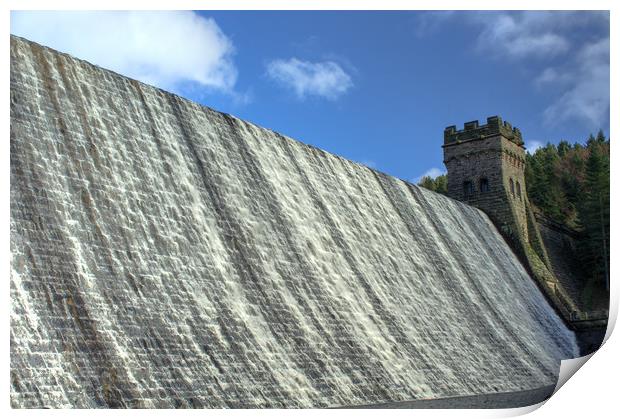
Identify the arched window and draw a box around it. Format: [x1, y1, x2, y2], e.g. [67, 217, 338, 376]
[463, 180, 474, 198]
[516, 181, 522, 199]
[509, 178, 515, 196]
[479, 178, 489, 193]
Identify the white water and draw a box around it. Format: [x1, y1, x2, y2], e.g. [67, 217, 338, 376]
[10, 35, 578, 408]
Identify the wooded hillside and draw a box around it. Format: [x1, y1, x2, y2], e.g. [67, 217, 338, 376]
[525, 131, 610, 292]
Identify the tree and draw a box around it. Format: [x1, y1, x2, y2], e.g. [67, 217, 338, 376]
[526, 143, 567, 222]
[557, 145, 587, 227]
[418, 174, 448, 195]
[558, 140, 571, 157]
[433, 174, 448, 195]
[578, 140, 610, 289]
[418, 175, 435, 190]
[524, 132, 610, 291]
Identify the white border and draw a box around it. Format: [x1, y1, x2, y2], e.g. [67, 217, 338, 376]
[3, 2, 617, 418]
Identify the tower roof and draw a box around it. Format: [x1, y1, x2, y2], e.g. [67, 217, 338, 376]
[444, 116, 524, 147]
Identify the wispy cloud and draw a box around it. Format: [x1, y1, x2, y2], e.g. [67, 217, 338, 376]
[468, 11, 609, 127]
[534, 68, 572, 87]
[10, 11, 239, 96]
[470, 11, 571, 59]
[266, 58, 353, 100]
[416, 11, 609, 129]
[413, 167, 445, 184]
[543, 38, 609, 127]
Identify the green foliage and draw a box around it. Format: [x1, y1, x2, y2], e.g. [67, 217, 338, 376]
[526, 144, 566, 222]
[525, 133, 610, 288]
[418, 174, 447, 195]
[579, 138, 610, 288]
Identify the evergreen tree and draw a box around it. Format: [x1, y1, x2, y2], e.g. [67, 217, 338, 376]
[558, 145, 586, 227]
[579, 140, 610, 289]
[525, 151, 546, 208]
[557, 140, 571, 157]
[527, 143, 566, 222]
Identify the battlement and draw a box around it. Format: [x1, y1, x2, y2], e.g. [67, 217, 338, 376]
[444, 116, 524, 146]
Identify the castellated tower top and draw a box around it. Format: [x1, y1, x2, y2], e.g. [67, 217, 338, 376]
[444, 116, 524, 147]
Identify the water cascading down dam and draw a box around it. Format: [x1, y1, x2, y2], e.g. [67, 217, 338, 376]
[10, 35, 579, 408]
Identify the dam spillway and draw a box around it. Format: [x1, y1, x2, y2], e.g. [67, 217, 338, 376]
[10, 35, 578, 408]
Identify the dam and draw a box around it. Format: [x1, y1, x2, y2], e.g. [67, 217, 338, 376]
[10, 35, 578, 408]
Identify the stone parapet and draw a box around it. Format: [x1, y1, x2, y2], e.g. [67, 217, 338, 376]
[444, 116, 524, 147]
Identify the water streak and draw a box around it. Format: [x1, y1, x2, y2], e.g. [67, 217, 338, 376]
[10, 36, 577, 408]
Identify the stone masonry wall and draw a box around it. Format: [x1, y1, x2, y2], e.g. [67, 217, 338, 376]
[443, 133, 527, 243]
[10, 36, 578, 408]
[500, 137, 528, 242]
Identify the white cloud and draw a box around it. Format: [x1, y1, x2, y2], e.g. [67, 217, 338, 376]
[10, 11, 238, 94]
[525, 140, 544, 154]
[266, 58, 353, 100]
[417, 11, 608, 61]
[543, 38, 609, 127]
[416, 11, 609, 130]
[413, 167, 445, 184]
[534, 68, 572, 87]
[469, 12, 609, 127]
[470, 12, 572, 59]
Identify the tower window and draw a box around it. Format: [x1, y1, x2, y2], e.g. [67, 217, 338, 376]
[479, 178, 489, 193]
[463, 181, 474, 198]
[509, 178, 515, 196]
[516, 181, 522, 200]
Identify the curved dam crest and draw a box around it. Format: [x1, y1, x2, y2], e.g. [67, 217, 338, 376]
[10, 35, 578, 408]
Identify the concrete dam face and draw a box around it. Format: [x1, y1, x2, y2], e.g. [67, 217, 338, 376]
[10, 36, 578, 408]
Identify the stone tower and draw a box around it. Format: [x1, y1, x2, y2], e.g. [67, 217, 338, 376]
[442, 116, 608, 352]
[443, 116, 528, 242]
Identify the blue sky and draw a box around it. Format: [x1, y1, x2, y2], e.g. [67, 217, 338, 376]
[11, 11, 610, 183]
